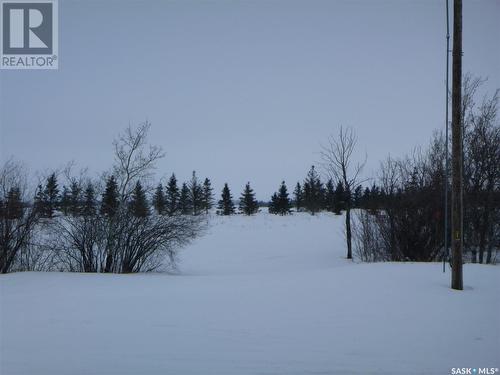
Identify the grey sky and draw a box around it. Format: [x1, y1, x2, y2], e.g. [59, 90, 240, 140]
[1, 0, 499, 200]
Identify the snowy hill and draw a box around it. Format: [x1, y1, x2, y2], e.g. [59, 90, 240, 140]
[1, 212, 499, 375]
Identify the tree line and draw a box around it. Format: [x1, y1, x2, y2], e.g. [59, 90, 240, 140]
[31, 171, 215, 220]
[0, 123, 205, 274]
[0, 143, 378, 275]
[1, 75, 498, 273]
[352, 75, 499, 264]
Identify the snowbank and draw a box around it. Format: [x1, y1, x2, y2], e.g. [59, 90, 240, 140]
[1, 212, 498, 375]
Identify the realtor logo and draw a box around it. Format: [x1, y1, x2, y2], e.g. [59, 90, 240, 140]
[1, 0, 58, 69]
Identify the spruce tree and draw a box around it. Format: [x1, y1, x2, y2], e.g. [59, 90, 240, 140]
[201, 178, 214, 214]
[294, 182, 303, 212]
[361, 186, 371, 209]
[370, 183, 380, 209]
[69, 181, 82, 216]
[303, 166, 323, 215]
[34, 184, 45, 215]
[129, 181, 149, 218]
[239, 182, 258, 215]
[152, 183, 166, 215]
[165, 174, 180, 215]
[33, 174, 58, 218]
[179, 182, 192, 215]
[82, 183, 96, 216]
[101, 175, 120, 217]
[268, 192, 279, 214]
[60, 186, 71, 216]
[5, 187, 23, 220]
[324, 179, 335, 212]
[189, 171, 203, 215]
[333, 181, 345, 215]
[217, 183, 235, 215]
[276, 181, 291, 215]
[353, 185, 363, 208]
[44, 173, 59, 218]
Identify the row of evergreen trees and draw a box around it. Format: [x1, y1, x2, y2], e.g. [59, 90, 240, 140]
[290, 166, 381, 215]
[30, 172, 269, 218]
[217, 166, 379, 217]
[27, 167, 387, 219]
[216, 182, 258, 215]
[152, 172, 214, 216]
[31, 172, 215, 219]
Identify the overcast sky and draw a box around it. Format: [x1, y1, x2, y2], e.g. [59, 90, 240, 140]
[1, 0, 499, 200]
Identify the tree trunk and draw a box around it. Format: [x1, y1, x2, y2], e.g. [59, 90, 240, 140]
[346, 208, 352, 259]
[389, 213, 397, 261]
[104, 253, 113, 273]
[478, 229, 485, 264]
[486, 243, 493, 264]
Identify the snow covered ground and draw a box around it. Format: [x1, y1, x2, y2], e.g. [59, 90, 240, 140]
[1, 212, 499, 375]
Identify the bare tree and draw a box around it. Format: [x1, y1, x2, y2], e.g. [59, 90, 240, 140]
[45, 122, 205, 273]
[49, 209, 205, 273]
[113, 212, 205, 273]
[352, 209, 387, 262]
[464, 87, 499, 264]
[377, 156, 401, 261]
[48, 214, 106, 272]
[112, 121, 165, 201]
[321, 126, 366, 259]
[0, 159, 41, 273]
[352, 134, 447, 263]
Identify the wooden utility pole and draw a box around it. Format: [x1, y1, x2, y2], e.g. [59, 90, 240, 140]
[451, 0, 463, 290]
[443, 0, 450, 273]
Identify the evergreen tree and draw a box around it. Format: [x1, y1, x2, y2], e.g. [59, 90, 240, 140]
[34, 184, 45, 215]
[276, 181, 291, 215]
[179, 182, 192, 215]
[324, 179, 335, 212]
[268, 192, 279, 214]
[239, 182, 258, 215]
[361, 186, 371, 209]
[32, 174, 59, 218]
[60, 186, 71, 216]
[129, 181, 149, 218]
[189, 171, 203, 215]
[44, 173, 59, 218]
[69, 181, 82, 216]
[303, 166, 323, 215]
[370, 183, 381, 209]
[5, 187, 23, 220]
[201, 178, 214, 214]
[101, 175, 120, 217]
[333, 181, 345, 215]
[294, 182, 303, 212]
[152, 183, 166, 215]
[353, 185, 363, 208]
[217, 183, 235, 215]
[82, 182, 96, 216]
[165, 174, 180, 215]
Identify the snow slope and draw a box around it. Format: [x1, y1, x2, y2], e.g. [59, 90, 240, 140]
[1, 212, 499, 375]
